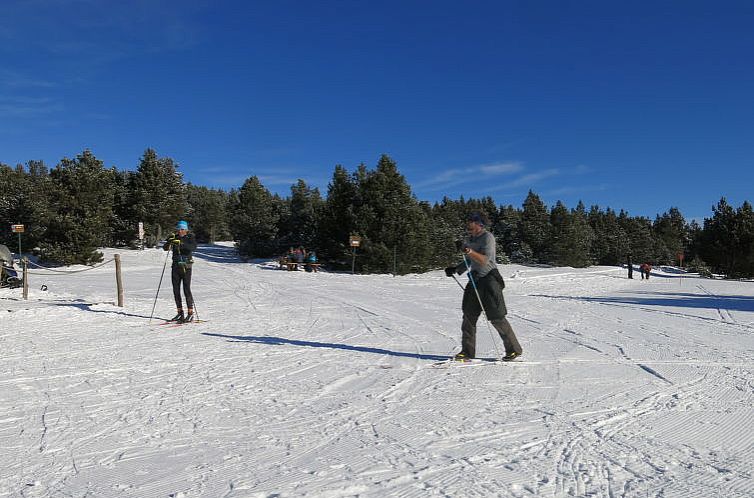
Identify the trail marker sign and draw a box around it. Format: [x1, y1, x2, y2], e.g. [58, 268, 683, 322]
[349, 235, 361, 274]
[11, 224, 24, 257]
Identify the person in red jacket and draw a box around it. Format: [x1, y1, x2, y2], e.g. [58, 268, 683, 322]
[640, 262, 652, 280]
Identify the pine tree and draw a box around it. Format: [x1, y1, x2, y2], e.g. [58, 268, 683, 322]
[354, 155, 431, 274]
[653, 207, 688, 264]
[317, 165, 359, 265]
[619, 211, 655, 264]
[495, 204, 520, 262]
[428, 197, 466, 268]
[229, 176, 279, 258]
[734, 201, 754, 277]
[695, 198, 754, 277]
[187, 184, 230, 243]
[38, 150, 115, 264]
[107, 169, 137, 247]
[519, 191, 551, 263]
[687, 219, 704, 265]
[0, 161, 50, 252]
[281, 179, 323, 250]
[1, 164, 28, 249]
[588, 205, 628, 265]
[699, 198, 737, 275]
[131, 149, 187, 243]
[548, 201, 593, 267]
[25, 161, 51, 250]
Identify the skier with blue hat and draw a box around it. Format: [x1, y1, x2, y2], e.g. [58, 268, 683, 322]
[163, 220, 197, 322]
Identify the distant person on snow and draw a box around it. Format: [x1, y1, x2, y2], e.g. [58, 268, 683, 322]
[283, 247, 297, 270]
[640, 262, 652, 280]
[305, 250, 318, 272]
[627, 254, 633, 279]
[445, 212, 523, 362]
[163, 220, 198, 322]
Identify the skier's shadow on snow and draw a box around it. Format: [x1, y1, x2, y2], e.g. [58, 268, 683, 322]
[202, 332, 449, 362]
[533, 292, 754, 313]
[51, 301, 156, 319]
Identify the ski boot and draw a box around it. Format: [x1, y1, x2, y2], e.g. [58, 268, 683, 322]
[502, 351, 521, 362]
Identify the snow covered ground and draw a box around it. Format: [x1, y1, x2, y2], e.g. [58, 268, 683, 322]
[2, 243, 753, 497]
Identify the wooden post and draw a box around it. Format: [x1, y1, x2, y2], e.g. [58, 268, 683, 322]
[22, 257, 28, 300]
[115, 254, 124, 307]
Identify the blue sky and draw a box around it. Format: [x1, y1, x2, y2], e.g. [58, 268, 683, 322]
[1, 0, 753, 220]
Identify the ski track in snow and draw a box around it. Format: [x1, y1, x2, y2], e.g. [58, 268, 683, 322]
[2, 244, 754, 497]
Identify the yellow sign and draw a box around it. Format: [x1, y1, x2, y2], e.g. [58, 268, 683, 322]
[349, 235, 361, 247]
[11, 224, 24, 233]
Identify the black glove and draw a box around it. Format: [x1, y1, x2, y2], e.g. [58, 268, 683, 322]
[445, 266, 456, 277]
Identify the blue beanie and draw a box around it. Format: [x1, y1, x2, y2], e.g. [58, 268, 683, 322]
[176, 220, 189, 230]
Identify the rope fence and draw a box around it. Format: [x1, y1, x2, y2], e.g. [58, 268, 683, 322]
[17, 255, 124, 306]
[26, 258, 115, 275]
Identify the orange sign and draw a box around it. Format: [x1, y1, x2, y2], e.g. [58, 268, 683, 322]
[11, 224, 24, 233]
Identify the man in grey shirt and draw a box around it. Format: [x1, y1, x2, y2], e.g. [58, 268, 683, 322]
[445, 212, 523, 361]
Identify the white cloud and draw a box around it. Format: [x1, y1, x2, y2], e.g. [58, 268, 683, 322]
[417, 161, 523, 190]
[506, 168, 560, 188]
[0, 96, 63, 116]
[543, 184, 608, 197]
[421, 161, 594, 198]
[479, 162, 523, 175]
[258, 175, 303, 186]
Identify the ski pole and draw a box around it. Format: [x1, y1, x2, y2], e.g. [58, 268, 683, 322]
[462, 253, 502, 360]
[451, 273, 465, 290]
[148, 248, 172, 325]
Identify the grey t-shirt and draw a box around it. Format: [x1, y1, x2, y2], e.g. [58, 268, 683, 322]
[465, 230, 497, 277]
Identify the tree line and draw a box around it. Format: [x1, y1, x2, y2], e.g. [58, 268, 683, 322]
[1, 149, 752, 277]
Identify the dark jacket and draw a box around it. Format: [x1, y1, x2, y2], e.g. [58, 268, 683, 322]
[163, 233, 197, 264]
[462, 267, 507, 320]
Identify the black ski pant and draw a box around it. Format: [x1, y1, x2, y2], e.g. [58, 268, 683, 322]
[171, 264, 194, 310]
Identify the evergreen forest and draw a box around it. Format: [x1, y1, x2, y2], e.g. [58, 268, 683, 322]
[2, 149, 752, 278]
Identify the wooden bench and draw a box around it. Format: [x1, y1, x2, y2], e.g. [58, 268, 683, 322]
[279, 259, 321, 272]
